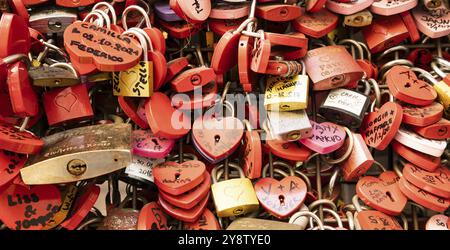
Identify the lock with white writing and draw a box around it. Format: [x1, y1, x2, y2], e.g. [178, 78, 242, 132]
[211, 162, 259, 218]
[264, 61, 309, 112]
[318, 79, 372, 129]
[265, 109, 312, 141]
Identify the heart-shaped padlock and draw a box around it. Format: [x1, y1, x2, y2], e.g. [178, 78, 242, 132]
[398, 177, 450, 213]
[394, 128, 447, 157]
[412, 5, 450, 38]
[182, 208, 220, 230]
[158, 192, 209, 223]
[145, 92, 191, 139]
[299, 121, 346, 154]
[401, 102, 444, 127]
[0, 182, 61, 230]
[392, 140, 440, 172]
[292, 8, 338, 38]
[153, 160, 206, 196]
[386, 65, 437, 106]
[0, 13, 31, 58]
[0, 150, 27, 188]
[425, 214, 449, 230]
[192, 115, 244, 163]
[356, 171, 407, 216]
[60, 184, 100, 230]
[131, 130, 175, 159]
[360, 102, 403, 150]
[7, 61, 39, 117]
[412, 118, 450, 140]
[402, 163, 450, 199]
[118, 96, 149, 129]
[255, 163, 307, 219]
[0, 123, 44, 155]
[159, 171, 210, 210]
[265, 139, 312, 162]
[137, 202, 169, 230]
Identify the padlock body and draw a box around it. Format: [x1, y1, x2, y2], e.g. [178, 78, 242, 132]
[211, 178, 259, 217]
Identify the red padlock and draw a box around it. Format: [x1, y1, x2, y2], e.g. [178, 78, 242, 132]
[43, 84, 94, 126]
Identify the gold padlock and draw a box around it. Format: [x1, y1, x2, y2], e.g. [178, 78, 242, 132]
[211, 162, 259, 218]
[344, 10, 373, 27]
[264, 60, 309, 111]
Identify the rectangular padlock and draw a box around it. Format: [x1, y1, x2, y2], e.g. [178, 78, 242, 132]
[266, 109, 312, 141]
[304, 45, 364, 91]
[20, 123, 132, 185]
[29, 7, 77, 34]
[319, 88, 370, 129]
[227, 218, 304, 230]
[264, 74, 309, 111]
[29, 66, 79, 87]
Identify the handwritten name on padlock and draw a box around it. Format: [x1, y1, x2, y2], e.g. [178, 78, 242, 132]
[64, 21, 142, 72]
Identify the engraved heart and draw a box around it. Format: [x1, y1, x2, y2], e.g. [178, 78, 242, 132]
[299, 121, 346, 154]
[255, 176, 307, 218]
[153, 160, 206, 195]
[0, 183, 61, 230]
[223, 184, 245, 200]
[119, 69, 139, 92]
[54, 92, 77, 112]
[356, 171, 407, 216]
[360, 102, 403, 150]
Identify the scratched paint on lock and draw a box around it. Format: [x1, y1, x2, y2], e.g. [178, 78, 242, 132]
[153, 160, 205, 195]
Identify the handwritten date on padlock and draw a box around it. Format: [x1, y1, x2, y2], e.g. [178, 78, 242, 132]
[64, 21, 142, 72]
[360, 102, 403, 150]
[153, 160, 206, 196]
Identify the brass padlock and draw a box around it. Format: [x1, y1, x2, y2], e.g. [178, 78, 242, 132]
[319, 79, 372, 129]
[20, 123, 132, 185]
[29, 63, 79, 87]
[211, 162, 259, 218]
[29, 7, 77, 34]
[344, 10, 373, 28]
[264, 61, 309, 112]
[265, 109, 312, 141]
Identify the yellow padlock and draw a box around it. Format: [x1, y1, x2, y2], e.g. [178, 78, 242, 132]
[417, 65, 450, 115]
[211, 162, 259, 218]
[264, 60, 309, 111]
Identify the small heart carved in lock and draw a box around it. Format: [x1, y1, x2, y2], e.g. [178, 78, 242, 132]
[55, 92, 78, 112]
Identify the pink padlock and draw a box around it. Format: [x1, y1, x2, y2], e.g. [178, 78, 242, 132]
[326, 0, 374, 15]
[131, 130, 175, 159]
[370, 0, 418, 16]
[299, 121, 346, 154]
[412, 4, 450, 38]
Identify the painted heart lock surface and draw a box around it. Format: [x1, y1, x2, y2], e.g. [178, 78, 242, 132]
[356, 210, 403, 230]
[182, 209, 220, 230]
[265, 139, 312, 162]
[0, 150, 27, 188]
[292, 8, 338, 38]
[192, 116, 244, 162]
[0, 183, 61, 230]
[402, 164, 450, 199]
[0, 13, 31, 58]
[386, 65, 437, 106]
[137, 202, 169, 230]
[412, 118, 450, 140]
[398, 177, 450, 212]
[63, 21, 142, 72]
[131, 130, 175, 159]
[60, 184, 100, 230]
[412, 5, 450, 38]
[392, 140, 441, 172]
[158, 192, 209, 223]
[299, 121, 345, 154]
[356, 171, 407, 216]
[426, 214, 449, 230]
[401, 102, 443, 127]
[153, 160, 206, 196]
[255, 176, 307, 218]
[0, 123, 44, 154]
[360, 102, 403, 150]
[159, 171, 211, 209]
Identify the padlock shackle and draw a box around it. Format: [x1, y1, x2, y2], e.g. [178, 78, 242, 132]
[261, 161, 295, 178]
[50, 62, 78, 78]
[309, 208, 344, 229]
[129, 27, 155, 53]
[320, 127, 354, 165]
[83, 11, 105, 27]
[211, 162, 245, 183]
[122, 29, 149, 61]
[379, 59, 414, 80]
[377, 45, 409, 62]
[92, 1, 117, 25]
[288, 211, 324, 230]
[327, 168, 340, 198]
[308, 199, 338, 213]
[294, 169, 312, 192]
[122, 5, 152, 30]
[93, 9, 112, 29]
[338, 39, 364, 60]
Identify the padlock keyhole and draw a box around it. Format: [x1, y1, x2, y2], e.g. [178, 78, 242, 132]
[385, 191, 395, 202]
[278, 195, 285, 205]
[175, 173, 181, 180]
[214, 135, 221, 144]
[404, 82, 411, 88]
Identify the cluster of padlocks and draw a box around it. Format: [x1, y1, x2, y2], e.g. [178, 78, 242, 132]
[0, 0, 449, 231]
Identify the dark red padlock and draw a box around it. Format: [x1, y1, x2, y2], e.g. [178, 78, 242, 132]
[43, 84, 94, 126]
[362, 15, 409, 54]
